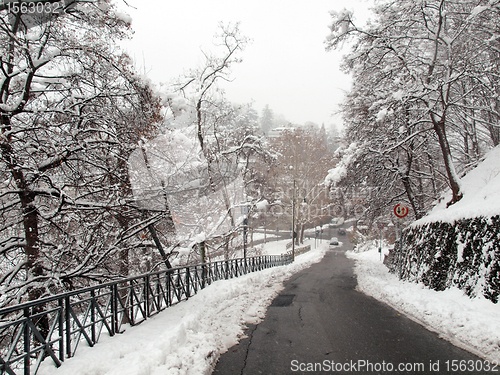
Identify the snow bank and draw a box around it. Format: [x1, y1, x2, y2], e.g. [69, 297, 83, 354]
[348, 247, 500, 362]
[386, 146, 500, 303]
[38, 240, 327, 375]
[415, 145, 500, 225]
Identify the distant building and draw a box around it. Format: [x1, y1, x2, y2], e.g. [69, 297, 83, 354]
[267, 126, 295, 139]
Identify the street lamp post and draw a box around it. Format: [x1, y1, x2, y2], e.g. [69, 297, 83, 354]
[241, 203, 249, 259]
[263, 216, 266, 244]
[243, 217, 248, 258]
[319, 220, 323, 243]
[291, 180, 307, 262]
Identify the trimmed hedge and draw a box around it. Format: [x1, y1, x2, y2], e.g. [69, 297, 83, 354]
[386, 215, 500, 303]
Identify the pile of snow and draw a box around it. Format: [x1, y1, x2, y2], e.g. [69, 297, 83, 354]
[348, 247, 500, 362]
[415, 146, 500, 225]
[39, 240, 327, 375]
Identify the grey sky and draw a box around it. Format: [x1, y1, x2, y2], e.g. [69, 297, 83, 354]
[119, 0, 372, 129]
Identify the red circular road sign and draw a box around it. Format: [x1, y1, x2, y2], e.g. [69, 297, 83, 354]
[394, 204, 409, 218]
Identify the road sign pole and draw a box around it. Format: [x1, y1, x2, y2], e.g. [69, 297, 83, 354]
[379, 230, 383, 261]
[398, 218, 404, 277]
[378, 223, 384, 261]
[393, 204, 409, 277]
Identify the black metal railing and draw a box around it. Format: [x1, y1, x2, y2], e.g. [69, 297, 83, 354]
[0, 254, 293, 375]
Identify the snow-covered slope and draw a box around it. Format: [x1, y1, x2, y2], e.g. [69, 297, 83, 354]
[415, 146, 500, 225]
[387, 145, 500, 304]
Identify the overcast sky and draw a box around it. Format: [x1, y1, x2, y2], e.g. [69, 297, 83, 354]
[118, 0, 372, 129]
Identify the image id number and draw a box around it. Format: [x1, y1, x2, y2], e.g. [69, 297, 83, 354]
[445, 360, 498, 372]
[5, 1, 64, 14]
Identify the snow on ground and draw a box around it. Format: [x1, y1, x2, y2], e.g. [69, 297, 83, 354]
[348, 245, 500, 362]
[258, 237, 290, 255]
[38, 239, 327, 375]
[251, 231, 280, 242]
[415, 145, 500, 224]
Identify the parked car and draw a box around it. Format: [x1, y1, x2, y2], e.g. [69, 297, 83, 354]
[329, 217, 344, 228]
[338, 228, 346, 235]
[329, 237, 339, 247]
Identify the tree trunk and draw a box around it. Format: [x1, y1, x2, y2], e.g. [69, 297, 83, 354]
[487, 111, 500, 147]
[1, 117, 49, 340]
[400, 145, 423, 220]
[23, 197, 43, 294]
[1, 115, 45, 296]
[401, 175, 422, 220]
[432, 118, 462, 206]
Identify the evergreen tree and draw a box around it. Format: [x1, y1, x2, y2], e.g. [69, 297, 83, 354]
[260, 105, 274, 136]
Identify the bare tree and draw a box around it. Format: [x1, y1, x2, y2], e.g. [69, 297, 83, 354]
[162, 23, 274, 262]
[0, 1, 164, 305]
[258, 127, 335, 244]
[326, 0, 500, 207]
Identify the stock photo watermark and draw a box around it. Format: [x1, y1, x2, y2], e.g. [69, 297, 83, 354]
[290, 359, 499, 373]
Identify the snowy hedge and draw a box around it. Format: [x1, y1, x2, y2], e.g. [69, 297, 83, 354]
[386, 215, 500, 303]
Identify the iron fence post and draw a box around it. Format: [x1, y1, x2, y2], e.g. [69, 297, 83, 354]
[200, 264, 205, 289]
[185, 267, 190, 298]
[166, 270, 172, 307]
[145, 275, 150, 318]
[129, 281, 134, 326]
[110, 284, 116, 336]
[65, 296, 71, 358]
[23, 307, 30, 375]
[156, 274, 161, 312]
[175, 269, 181, 303]
[193, 266, 198, 292]
[58, 298, 64, 362]
[90, 290, 96, 345]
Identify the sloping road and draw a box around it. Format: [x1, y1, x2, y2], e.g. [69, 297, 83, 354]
[213, 238, 483, 374]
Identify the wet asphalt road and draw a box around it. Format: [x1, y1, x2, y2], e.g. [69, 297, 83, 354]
[213, 238, 483, 375]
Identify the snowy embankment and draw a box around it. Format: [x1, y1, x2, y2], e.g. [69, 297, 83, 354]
[39, 239, 326, 375]
[348, 246, 500, 362]
[414, 145, 500, 225]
